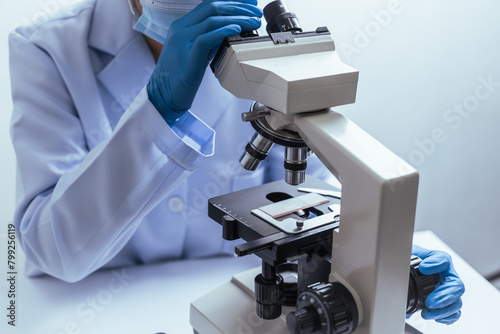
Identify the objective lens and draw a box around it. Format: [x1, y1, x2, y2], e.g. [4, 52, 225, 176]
[284, 147, 308, 186]
[263, 0, 302, 35]
[240, 132, 275, 171]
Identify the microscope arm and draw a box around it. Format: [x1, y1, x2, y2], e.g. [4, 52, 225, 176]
[294, 110, 419, 334]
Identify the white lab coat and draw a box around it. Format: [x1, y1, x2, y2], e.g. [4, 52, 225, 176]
[9, 0, 329, 283]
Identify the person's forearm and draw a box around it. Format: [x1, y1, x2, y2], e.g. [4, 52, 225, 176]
[13, 88, 215, 282]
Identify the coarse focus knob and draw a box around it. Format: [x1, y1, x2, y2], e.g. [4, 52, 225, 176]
[287, 282, 358, 334]
[407, 255, 440, 314]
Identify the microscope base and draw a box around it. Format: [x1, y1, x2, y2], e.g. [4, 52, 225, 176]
[190, 267, 290, 334]
[190, 267, 423, 334]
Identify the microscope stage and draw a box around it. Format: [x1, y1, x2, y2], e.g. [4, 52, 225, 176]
[208, 176, 341, 263]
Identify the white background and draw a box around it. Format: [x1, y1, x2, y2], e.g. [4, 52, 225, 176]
[1, 0, 499, 279]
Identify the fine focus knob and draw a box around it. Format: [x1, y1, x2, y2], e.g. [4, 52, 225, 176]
[287, 282, 358, 334]
[407, 255, 441, 314]
[287, 306, 321, 334]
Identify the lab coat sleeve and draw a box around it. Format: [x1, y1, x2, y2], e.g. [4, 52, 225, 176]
[9, 31, 215, 283]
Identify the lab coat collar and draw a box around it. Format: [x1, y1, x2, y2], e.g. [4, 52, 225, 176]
[97, 34, 156, 112]
[88, 0, 139, 56]
[91, 0, 156, 114]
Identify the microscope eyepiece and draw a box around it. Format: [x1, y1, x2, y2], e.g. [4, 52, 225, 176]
[263, 0, 302, 35]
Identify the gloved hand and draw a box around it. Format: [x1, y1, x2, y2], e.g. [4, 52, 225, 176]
[412, 245, 465, 325]
[147, 0, 263, 127]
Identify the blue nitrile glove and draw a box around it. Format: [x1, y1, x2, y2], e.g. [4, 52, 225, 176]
[411, 245, 465, 325]
[147, 0, 263, 127]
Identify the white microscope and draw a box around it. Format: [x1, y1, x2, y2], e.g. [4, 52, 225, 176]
[190, 1, 438, 333]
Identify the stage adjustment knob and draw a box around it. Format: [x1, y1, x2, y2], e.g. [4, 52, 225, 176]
[255, 273, 284, 319]
[287, 282, 358, 334]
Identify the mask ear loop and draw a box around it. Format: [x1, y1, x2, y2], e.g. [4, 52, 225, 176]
[128, 0, 137, 15]
[127, 0, 140, 25]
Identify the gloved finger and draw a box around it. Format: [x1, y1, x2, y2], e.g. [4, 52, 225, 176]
[411, 245, 434, 260]
[184, 1, 262, 25]
[197, 0, 259, 8]
[434, 311, 461, 325]
[418, 251, 451, 275]
[193, 16, 261, 37]
[200, 2, 263, 19]
[421, 298, 462, 321]
[191, 24, 242, 60]
[425, 273, 465, 309]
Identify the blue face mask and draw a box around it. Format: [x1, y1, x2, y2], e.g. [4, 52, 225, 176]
[133, 0, 203, 44]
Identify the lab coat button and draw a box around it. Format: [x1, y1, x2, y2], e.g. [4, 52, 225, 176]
[168, 196, 184, 213]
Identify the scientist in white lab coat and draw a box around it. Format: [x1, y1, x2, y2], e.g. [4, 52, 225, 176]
[9, 0, 464, 324]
